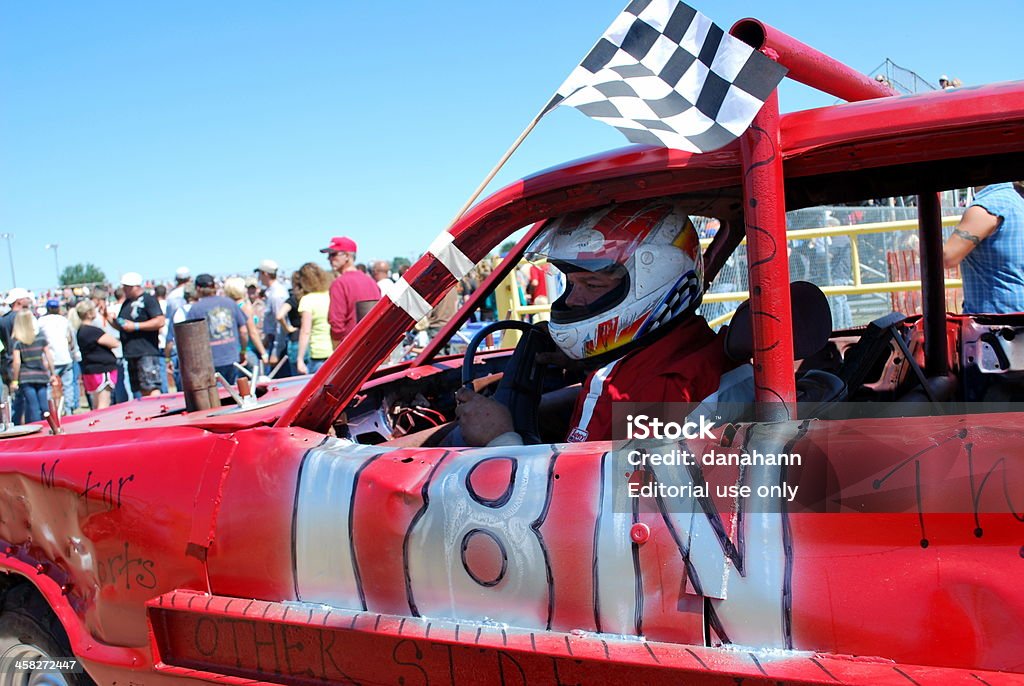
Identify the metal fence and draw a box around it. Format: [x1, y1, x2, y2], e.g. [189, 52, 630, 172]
[700, 204, 965, 329]
[868, 58, 939, 96]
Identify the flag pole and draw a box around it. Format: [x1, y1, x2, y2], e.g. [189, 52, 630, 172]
[444, 3, 621, 228]
[446, 104, 551, 228]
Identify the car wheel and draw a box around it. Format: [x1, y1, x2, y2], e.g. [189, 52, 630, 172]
[0, 584, 92, 686]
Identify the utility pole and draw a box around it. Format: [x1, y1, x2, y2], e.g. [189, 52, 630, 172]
[0, 233, 15, 287]
[45, 243, 60, 285]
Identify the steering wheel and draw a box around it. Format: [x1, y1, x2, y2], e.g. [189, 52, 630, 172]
[462, 320, 555, 444]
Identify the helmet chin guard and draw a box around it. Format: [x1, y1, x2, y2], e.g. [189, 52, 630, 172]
[527, 199, 705, 361]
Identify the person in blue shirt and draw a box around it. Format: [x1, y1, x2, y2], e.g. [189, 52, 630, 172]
[187, 274, 248, 383]
[943, 182, 1024, 313]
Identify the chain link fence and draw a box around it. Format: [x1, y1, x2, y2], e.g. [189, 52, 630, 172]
[868, 58, 939, 96]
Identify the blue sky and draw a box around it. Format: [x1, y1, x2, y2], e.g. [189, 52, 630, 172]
[2, 0, 1021, 293]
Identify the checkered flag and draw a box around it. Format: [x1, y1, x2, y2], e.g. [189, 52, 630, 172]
[545, 0, 787, 153]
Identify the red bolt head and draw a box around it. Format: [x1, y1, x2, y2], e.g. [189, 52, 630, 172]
[630, 523, 651, 545]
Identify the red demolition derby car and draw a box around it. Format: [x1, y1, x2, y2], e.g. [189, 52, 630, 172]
[2, 17, 1024, 686]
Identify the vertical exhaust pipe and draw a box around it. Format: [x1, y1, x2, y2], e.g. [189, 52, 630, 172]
[175, 319, 221, 412]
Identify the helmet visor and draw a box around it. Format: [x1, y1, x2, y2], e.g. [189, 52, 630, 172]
[549, 263, 630, 324]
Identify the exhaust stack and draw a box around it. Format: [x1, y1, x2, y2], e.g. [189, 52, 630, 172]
[175, 319, 221, 412]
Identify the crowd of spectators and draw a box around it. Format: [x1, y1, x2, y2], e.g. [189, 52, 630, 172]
[2, 181, 1021, 424]
[0, 233, 520, 421]
[0, 234, 515, 423]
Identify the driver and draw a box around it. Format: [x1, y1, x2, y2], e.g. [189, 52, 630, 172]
[456, 199, 738, 446]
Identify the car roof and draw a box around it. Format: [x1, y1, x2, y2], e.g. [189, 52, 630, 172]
[509, 80, 1024, 205]
[444, 80, 1024, 271]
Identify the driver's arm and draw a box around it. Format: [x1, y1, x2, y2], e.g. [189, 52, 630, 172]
[454, 386, 523, 447]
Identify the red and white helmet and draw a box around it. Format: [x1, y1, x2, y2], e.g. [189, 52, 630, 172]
[526, 199, 704, 361]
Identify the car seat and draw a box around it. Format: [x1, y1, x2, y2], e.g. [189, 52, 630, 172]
[700, 281, 846, 419]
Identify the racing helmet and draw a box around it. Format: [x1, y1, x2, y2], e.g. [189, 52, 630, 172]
[525, 199, 704, 361]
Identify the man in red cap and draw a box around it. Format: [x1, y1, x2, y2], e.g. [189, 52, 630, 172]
[321, 236, 380, 348]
